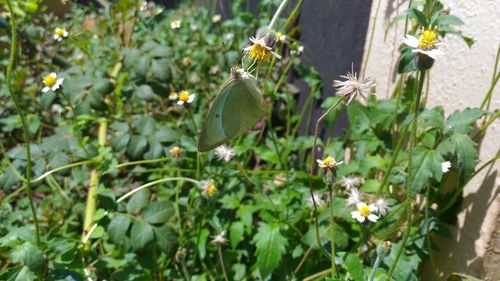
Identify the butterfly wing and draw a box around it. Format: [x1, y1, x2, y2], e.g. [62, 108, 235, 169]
[198, 79, 235, 152]
[221, 77, 266, 139]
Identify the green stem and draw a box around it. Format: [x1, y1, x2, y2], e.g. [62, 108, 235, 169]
[282, 0, 303, 31]
[5, 0, 40, 246]
[328, 185, 337, 279]
[268, 0, 290, 29]
[480, 71, 500, 110]
[368, 253, 382, 281]
[218, 247, 229, 281]
[116, 177, 200, 203]
[377, 125, 408, 195]
[473, 111, 499, 141]
[361, 0, 382, 79]
[386, 70, 425, 280]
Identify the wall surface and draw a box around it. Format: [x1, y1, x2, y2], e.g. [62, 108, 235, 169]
[362, 0, 499, 279]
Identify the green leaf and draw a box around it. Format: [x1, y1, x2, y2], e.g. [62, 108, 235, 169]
[136, 116, 156, 135]
[126, 189, 151, 214]
[444, 108, 484, 134]
[252, 223, 287, 279]
[142, 201, 174, 224]
[407, 8, 428, 27]
[135, 85, 156, 101]
[419, 107, 444, 130]
[438, 15, 465, 26]
[230, 221, 245, 249]
[143, 141, 163, 160]
[446, 273, 482, 281]
[344, 254, 366, 281]
[131, 221, 154, 250]
[153, 225, 178, 256]
[198, 229, 210, 259]
[107, 215, 131, 243]
[398, 47, 416, 74]
[11, 243, 44, 272]
[410, 149, 444, 193]
[437, 134, 478, 183]
[14, 266, 35, 281]
[127, 135, 148, 159]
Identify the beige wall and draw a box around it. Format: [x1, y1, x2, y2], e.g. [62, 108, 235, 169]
[362, 0, 499, 279]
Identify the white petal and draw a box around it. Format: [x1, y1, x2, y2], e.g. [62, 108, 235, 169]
[368, 204, 377, 212]
[187, 94, 195, 103]
[403, 35, 419, 48]
[351, 211, 360, 219]
[357, 216, 366, 223]
[63, 30, 69, 37]
[356, 202, 365, 209]
[177, 100, 184, 105]
[53, 34, 59, 40]
[42, 87, 50, 93]
[368, 214, 379, 222]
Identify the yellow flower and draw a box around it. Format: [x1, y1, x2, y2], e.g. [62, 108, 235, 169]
[243, 36, 280, 61]
[212, 14, 221, 23]
[200, 180, 217, 196]
[403, 28, 444, 60]
[42, 72, 64, 93]
[170, 146, 182, 158]
[53, 27, 69, 41]
[316, 156, 342, 169]
[177, 90, 195, 105]
[170, 19, 181, 29]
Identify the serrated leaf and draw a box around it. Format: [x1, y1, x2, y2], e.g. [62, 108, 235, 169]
[154, 225, 178, 256]
[230, 221, 245, 249]
[345, 254, 366, 281]
[142, 201, 174, 224]
[108, 215, 131, 243]
[131, 221, 154, 250]
[252, 223, 287, 279]
[11, 243, 44, 272]
[407, 8, 428, 27]
[410, 149, 444, 193]
[135, 85, 156, 101]
[419, 107, 444, 130]
[437, 134, 478, 183]
[446, 273, 482, 281]
[126, 189, 151, 214]
[444, 108, 484, 134]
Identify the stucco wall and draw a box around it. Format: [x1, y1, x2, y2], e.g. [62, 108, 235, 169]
[362, 0, 499, 279]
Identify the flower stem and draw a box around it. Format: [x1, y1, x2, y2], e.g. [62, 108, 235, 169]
[368, 252, 382, 281]
[5, 0, 40, 246]
[386, 70, 425, 280]
[268, 0, 289, 29]
[218, 247, 229, 281]
[328, 185, 337, 279]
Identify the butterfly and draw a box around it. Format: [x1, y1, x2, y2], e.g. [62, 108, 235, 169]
[198, 68, 266, 152]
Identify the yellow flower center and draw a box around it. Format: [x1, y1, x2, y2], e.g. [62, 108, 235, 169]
[358, 205, 371, 217]
[249, 42, 270, 61]
[322, 156, 336, 167]
[276, 32, 283, 41]
[418, 29, 439, 50]
[170, 146, 182, 158]
[55, 28, 64, 37]
[206, 182, 217, 196]
[178, 91, 190, 101]
[43, 74, 57, 87]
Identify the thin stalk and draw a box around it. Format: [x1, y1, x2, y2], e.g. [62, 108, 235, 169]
[33, 160, 93, 183]
[116, 177, 200, 203]
[116, 157, 171, 168]
[218, 247, 229, 281]
[282, 0, 303, 31]
[480, 71, 500, 110]
[180, 259, 191, 281]
[386, 70, 426, 280]
[361, 0, 382, 79]
[424, 180, 439, 280]
[290, 84, 318, 138]
[377, 125, 409, 195]
[5, 0, 40, 246]
[473, 111, 499, 141]
[82, 118, 107, 247]
[328, 185, 337, 279]
[308, 98, 344, 259]
[268, 0, 290, 29]
[368, 253, 383, 281]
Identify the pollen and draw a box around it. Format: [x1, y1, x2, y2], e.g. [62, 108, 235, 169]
[418, 29, 439, 50]
[178, 91, 190, 101]
[55, 28, 64, 37]
[248, 42, 270, 61]
[43, 73, 57, 87]
[358, 204, 371, 217]
[322, 156, 336, 167]
[206, 182, 217, 196]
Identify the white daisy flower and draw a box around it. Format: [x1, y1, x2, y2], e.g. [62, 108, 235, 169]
[338, 176, 364, 190]
[442, 161, 451, 173]
[307, 192, 324, 207]
[212, 14, 221, 23]
[210, 230, 227, 246]
[243, 36, 281, 61]
[176, 90, 195, 106]
[351, 202, 379, 223]
[346, 188, 362, 207]
[333, 67, 375, 105]
[316, 156, 343, 169]
[53, 27, 69, 41]
[374, 197, 390, 216]
[214, 145, 235, 162]
[42, 72, 64, 93]
[403, 29, 444, 60]
[170, 19, 182, 30]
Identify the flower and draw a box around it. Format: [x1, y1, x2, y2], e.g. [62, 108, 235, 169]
[53, 27, 69, 41]
[351, 202, 379, 223]
[403, 29, 444, 60]
[338, 176, 364, 190]
[42, 72, 64, 93]
[214, 145, 235, 162]
[168, 92, 178, 100]
[243, 36, 280, 61]
[276, 32, 286, 42]
[176, 90, 195, 106]
[170, 19, 182, 29]
[346, 188, 362, 207]
[272, 173, 286, 187]
[442, 161, 451, 173]
[212, 14, 221, 23]
[138, 1, 147, 11]
[290, 45, 304, 55]
[200, 180, 217, 196]
[374, 197, 390, 216]
[170, 146, 182, 158]
[210, 230, 227, 246]
[307, 192, 324, 207]
[316, 156, 342, 169]
[333, 67, 375, 105]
